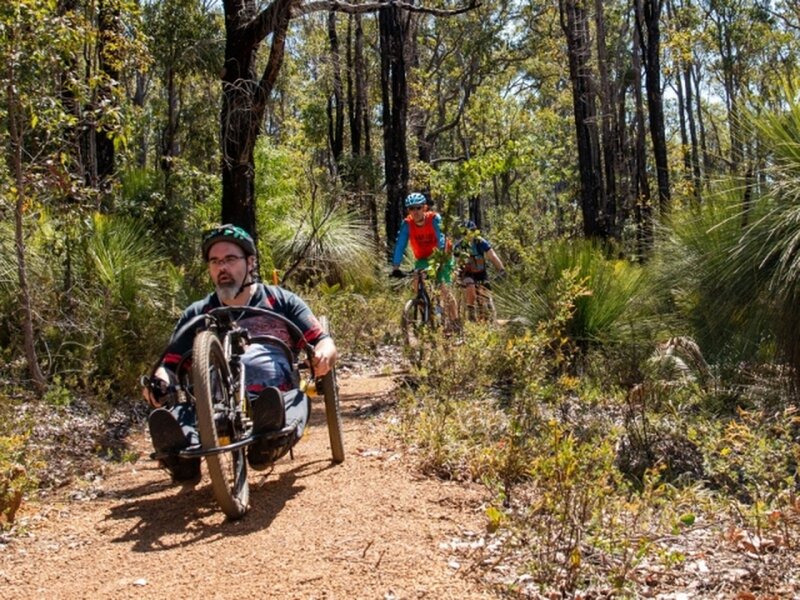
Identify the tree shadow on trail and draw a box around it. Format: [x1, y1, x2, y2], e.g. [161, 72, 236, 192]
[103, 457, 339, 553]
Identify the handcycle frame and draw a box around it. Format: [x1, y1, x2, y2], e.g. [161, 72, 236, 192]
[144, 305, 344, 519]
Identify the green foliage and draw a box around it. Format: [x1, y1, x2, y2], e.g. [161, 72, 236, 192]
[118, 164, 219, 265]
[495, 239, 648, 352]
[514, 421, 623, 591]
[254, 139, 377, 288]
[394, 325, 510, 480]
[651, 193, 769, 366]
[79, 214, 182, 393]
[0, 212, 181, 398]
[273, 199, 378, 289]
[254, 139, 307, 270]
[301, 286, 400, 355]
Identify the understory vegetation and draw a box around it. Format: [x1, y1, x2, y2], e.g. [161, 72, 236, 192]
[3, 48, 800, 600]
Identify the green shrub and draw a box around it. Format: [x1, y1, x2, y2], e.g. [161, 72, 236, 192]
[495, 239, 649, 354]
[302, 285, 402, 356]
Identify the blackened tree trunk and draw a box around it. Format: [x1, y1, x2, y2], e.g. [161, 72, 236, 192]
[632, 14, 653, 257]
[346, 15, 361, 157]
[683, 61, 701, 201]
[468, 195, 482, 230]
[327, 11, 345, 171]
[133, 71, 149, 168]
[220, 0, 292, 235]
[692, 63, 710, 177]
[380, 3, 410, 258]
[594, 0, 616, 236]
[95, 0, 121, 200]
[559, 0, 605, 239]
[636, 0, 670, 215]
[345, 13, 379, 247]
[161, 66, 180, 177]
[667, 0, 701, 203]
[218, 0, 475, 237]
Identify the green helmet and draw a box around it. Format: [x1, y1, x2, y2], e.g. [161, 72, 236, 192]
[201, 224, 256, 260]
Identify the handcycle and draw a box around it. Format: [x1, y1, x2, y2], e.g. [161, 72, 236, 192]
[142, 306, 344, 520]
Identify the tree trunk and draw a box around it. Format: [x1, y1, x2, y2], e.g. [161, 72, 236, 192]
[346, 15, 361, 157]
[6, 54, 46, 391]
[95, 0, 121, 201]
[559, 0, 605, 239]
[161, 67, 179, 174]
[133, 70, 149, 168]
[692, 63, 710, 177]
[683, 61, 701, 202]
[220, 0, 292, 236]
[709, 2, 741, 172]
[380, 3, 410, 258]
[468, 196, 482, 230]
[632, 12, 653, 258]
[669, 0, 701, 203]
[594, 0, 616, 236]
[327, 10, 344, 171]
[636, 0, 670, 216]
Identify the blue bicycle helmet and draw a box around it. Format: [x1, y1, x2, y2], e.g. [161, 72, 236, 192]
[404, 193, 427, 208]
[202, 224, 257, 260]
[462, 220, 477, 231]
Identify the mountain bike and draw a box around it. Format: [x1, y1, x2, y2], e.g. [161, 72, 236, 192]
[456, 275, 497, 324]
[142, 306, 344, 520]
[399, 269, 442, 348]
[397, 268, 462, 354]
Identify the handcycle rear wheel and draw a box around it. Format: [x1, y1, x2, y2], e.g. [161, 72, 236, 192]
[193, 330, 249, 519]
[319, 316, 345, 463]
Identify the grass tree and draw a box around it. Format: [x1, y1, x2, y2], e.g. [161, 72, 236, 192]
[495, 239, 648, 360]
[652, 93, 800, 389]
[728, 97, 800, 382]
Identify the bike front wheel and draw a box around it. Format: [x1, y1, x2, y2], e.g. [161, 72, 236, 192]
[476, 286, 497, 324]
[192, 330, 249, 519]
[401, 298, 432, 347]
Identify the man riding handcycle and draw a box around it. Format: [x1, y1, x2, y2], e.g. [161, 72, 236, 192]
[141, 224, 344, 519]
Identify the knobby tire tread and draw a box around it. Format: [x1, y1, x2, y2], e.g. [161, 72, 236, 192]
[319, 316, 345, 463]
[193, 331, 249, 519]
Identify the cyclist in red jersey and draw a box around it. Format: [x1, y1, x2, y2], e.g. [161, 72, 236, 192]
[390, 193, 458, 324]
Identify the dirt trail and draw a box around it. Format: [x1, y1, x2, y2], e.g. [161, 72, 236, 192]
[0, 374, 496, 600]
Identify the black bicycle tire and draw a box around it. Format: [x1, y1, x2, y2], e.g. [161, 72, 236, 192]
[477, 285, 497, 324]
[318, 316, 345, 463]
[402, 297, 431, 345]
[193, 330, 249, 519]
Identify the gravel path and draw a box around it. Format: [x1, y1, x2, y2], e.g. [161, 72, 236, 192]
[0, 374, 497, 600]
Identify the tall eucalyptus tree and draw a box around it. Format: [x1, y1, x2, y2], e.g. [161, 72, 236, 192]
[560, 0, 605, 238]
[218, 0, 476, 243]
[635, 0, 671, 215]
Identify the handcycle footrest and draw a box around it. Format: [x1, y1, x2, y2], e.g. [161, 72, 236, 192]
[149, 417, 302, 462]
[250, 416, 302, 445]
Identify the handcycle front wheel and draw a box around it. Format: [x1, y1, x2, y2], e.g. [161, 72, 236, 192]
[319, 316, 345, 463]
[193, 330, 250, 519]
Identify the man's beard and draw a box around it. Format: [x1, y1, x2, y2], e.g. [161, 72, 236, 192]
[216, 280, 241, 303]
